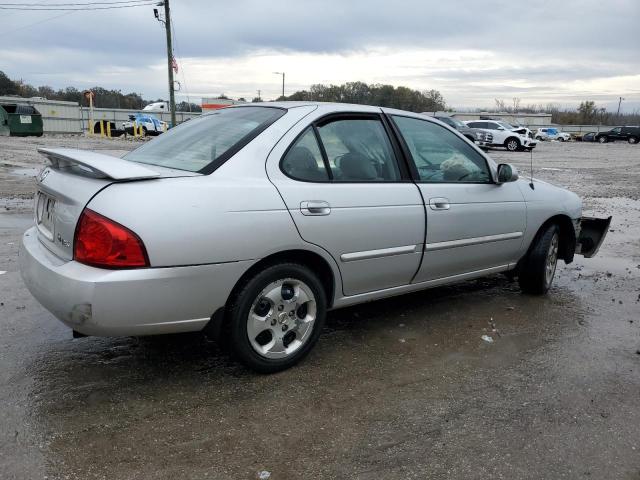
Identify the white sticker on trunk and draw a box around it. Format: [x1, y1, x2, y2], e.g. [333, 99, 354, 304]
[20, 115, 32, 124]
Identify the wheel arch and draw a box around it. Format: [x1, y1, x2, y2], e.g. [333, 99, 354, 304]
[231, 248, 338, 311]
[204, 248, 339, 341]
[522, 214, 576, 266]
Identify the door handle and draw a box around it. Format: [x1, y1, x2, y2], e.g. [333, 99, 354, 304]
[300, 200, 331, 216]
[429, 197, 450, 210]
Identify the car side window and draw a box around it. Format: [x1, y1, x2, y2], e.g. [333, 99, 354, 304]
[316, 118, 401, 182]
[392, 116, 492, 184]
[281, 128, 330, 182]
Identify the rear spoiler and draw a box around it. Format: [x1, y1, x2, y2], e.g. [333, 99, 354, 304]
[37, 148, 160, 181]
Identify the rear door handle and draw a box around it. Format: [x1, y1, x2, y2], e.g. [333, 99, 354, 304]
[300, 200, 331, 216]
[429, 197, 450, 210]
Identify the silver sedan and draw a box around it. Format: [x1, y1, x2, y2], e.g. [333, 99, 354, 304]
[20, 102, 610, 372]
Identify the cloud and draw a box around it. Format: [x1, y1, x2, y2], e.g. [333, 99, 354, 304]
[2, 0, 639, 109]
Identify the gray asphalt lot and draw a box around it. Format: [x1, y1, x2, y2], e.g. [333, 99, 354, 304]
[1, 136, 639, 479]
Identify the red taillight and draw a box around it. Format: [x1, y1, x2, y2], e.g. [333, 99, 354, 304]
[74, 209, 149, 268]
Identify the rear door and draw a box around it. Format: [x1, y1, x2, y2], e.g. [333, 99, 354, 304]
[266, 110, 425, 296]
[387, 114, 526, 282]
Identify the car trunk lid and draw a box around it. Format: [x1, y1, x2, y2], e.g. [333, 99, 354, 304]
[34, 148, 198, 261]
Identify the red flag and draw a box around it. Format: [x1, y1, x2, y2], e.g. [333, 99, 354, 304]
[171, 56, 178, 74]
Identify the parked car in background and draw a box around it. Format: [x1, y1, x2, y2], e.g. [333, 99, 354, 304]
[430, 115, 493, 149]
[576, 132, 597, 142]
[20, 102, 610, 372]
[535, 128, 571, 142]
[465, 120, 537, 151]
[122, 113, 168, 136]
[595, 126, 640, 144]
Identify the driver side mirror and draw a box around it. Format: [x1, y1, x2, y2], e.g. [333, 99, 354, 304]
[496, 163, 519, 183]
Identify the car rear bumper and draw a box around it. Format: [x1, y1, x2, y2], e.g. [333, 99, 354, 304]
[19, 227, 251, 336]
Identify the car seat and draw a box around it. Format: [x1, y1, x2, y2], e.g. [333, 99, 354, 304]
[284, 146, 326, 181]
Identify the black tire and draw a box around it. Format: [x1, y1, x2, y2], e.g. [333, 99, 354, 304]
[505, 137, 520, 152]
[558, 137, 565, 142]
[628, 136, 638, 144]
[598, 136, 608, 144]
[226, 263, 327, 373]
[518, 224, 560, 295]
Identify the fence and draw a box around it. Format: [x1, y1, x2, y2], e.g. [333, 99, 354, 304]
[0, 96, 201, 134]
[80, 108, 200, 132]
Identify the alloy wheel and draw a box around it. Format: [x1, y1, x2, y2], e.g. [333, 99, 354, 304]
[247, 278, 317, 359]
[545, 233, 559, 287]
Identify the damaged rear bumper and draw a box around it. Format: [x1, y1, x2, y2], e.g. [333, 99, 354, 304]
[575, 216, 612, 258]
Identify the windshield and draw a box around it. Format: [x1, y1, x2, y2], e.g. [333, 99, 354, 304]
[125, 107, 285, 173]
[497, 121, 515, 130]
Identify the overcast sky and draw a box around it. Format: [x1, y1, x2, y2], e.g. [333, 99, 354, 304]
[1, 0, 639, 111]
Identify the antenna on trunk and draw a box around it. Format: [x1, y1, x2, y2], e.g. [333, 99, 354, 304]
[529, 146, 535, 190]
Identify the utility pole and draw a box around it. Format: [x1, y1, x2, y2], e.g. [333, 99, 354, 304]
[160, 0, 176, 127]
[257, 89, 261, 101]
[616, 96, 624, 117]
[274, 72, 285, 99]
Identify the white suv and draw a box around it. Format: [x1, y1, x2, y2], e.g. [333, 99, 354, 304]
[535, 128, 571, 142]
[465, 120, 537, 151]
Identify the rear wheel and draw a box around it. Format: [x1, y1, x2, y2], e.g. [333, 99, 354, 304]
[226, 263, 327, 373]
[518, 224, 560, 295]
[558, 137, 565, 142]
[629, 136, 638, 144]
[505, 137, 520, 152]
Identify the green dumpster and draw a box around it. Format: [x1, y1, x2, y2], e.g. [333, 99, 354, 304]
[0, 104, 44, 136]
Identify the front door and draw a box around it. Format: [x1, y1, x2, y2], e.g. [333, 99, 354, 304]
[388, 114, 526, 282]
[267, 112, 425, 296]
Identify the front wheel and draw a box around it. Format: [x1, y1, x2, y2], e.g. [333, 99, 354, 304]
[505, 137, 520, 152]
[629, 136, 638, 144]
[226, 263, 327, 373]
[518, 224, 560, 295]
[598, 136, 608, 144]
[558, 137, 565, 142]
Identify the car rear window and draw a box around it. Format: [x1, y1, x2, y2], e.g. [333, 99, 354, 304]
[125, 106, 285, 173]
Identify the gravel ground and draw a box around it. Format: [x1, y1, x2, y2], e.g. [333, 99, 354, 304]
[0, 136, 639, 480]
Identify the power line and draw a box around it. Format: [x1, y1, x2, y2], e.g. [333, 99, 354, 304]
[0, 1, 150, 5]
[4, 11, 72, 34]
[0, 3, 154, 10]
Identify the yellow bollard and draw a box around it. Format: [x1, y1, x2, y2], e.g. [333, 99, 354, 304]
[106, 122, 112, 138]
[88, 120, 94, 136]
[133, 122, 138, 138]
[99, 120, 105, 138]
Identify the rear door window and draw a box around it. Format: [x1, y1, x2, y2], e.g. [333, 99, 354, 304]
[316, 118, 401, 182]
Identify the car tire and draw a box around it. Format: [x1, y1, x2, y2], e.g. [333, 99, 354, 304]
[558, 137, 565, 142]
[628, 136, 638, 144]
[598, 136, 608, 144]
[505, 137, 520, 152]
[535, 136, 543, 141]
[226, 263, 327, 373]
[518, 224, 560, 295]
